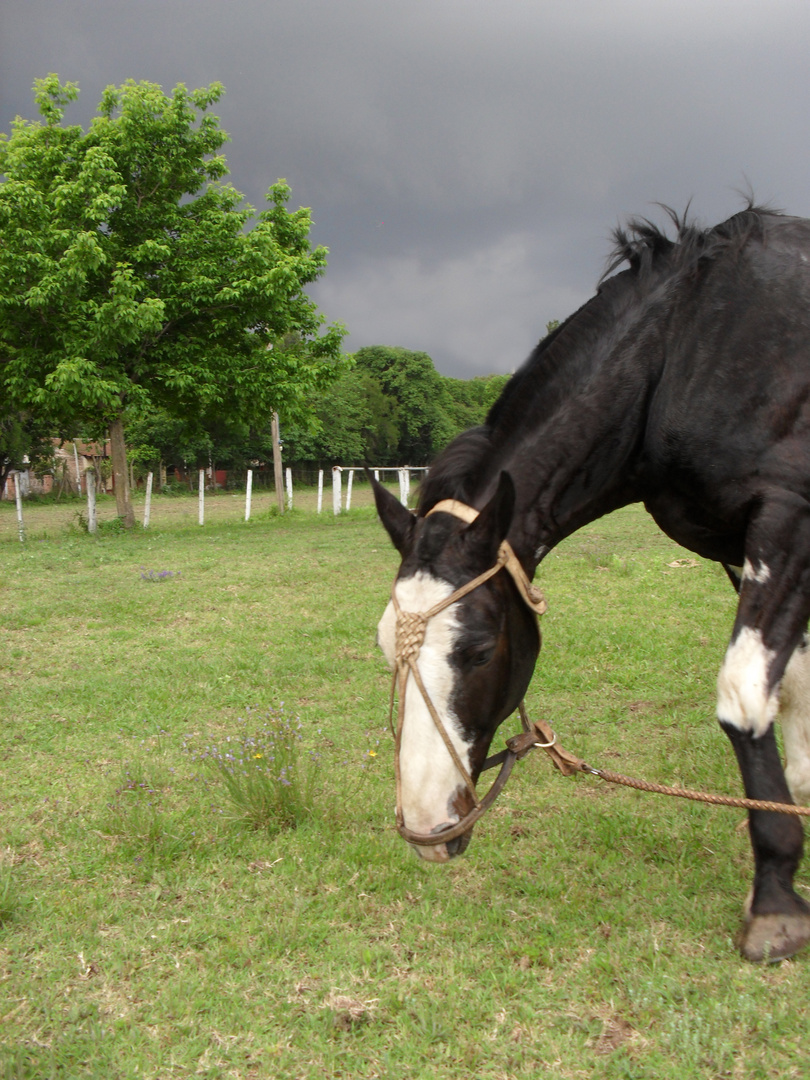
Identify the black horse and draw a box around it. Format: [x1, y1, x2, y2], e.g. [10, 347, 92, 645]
[371, 205, 810, 962]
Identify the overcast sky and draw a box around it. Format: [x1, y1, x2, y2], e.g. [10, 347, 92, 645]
[4, 1, 810, 377]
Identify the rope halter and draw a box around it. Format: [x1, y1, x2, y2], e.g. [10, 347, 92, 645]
[389, 499, 549, 847]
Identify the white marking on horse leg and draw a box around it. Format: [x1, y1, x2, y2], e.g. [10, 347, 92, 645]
[377, 572, 474, 859]
[742, 559, 772, 585]
[716, 627, 779, 737]
[779, 638, 810, 804]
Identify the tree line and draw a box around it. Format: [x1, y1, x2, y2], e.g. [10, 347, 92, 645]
[122, 345, 507, 480]
[0, 76, 510, 516]
[272, 346, 508, 469]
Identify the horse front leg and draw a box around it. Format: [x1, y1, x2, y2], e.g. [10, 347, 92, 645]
[717, 506, 810, 961]
[720, 722, 810, 960]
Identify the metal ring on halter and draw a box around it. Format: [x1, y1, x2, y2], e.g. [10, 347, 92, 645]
[533, 732, 557, 749]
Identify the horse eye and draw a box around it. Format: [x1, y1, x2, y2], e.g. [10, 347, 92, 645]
[470, 648, 495, 667]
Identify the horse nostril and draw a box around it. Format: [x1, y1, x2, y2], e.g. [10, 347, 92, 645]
[429, 827, 472, 858]
[445, 835, 464, 857]
[427, 822, 473, 859]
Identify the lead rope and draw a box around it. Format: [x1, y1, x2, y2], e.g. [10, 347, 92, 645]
[577, 760, 810, 817]
[486, 710, 810, 818]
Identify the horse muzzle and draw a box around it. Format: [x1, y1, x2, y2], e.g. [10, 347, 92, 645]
[407, 823, 474, 862]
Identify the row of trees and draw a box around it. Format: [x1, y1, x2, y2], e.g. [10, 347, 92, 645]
[116, 345, 507, 481]
[0, 76, 347, 522]
[1, 76, 513, 513]
[280, 346, 508, 467]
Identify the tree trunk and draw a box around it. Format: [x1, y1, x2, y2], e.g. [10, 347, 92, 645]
[109, 414, 135, 528]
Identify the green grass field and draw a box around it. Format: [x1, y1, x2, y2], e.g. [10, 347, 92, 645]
[2, 491, 809, 1079]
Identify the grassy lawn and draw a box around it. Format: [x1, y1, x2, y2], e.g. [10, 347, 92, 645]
[1, 492, 809, 1079]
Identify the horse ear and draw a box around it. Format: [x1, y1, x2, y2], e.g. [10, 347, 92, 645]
[366, 469, 415, 555]
[463, 471, 515, 563]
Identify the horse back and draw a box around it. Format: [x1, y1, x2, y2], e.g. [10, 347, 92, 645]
[640, 215, 810, 561]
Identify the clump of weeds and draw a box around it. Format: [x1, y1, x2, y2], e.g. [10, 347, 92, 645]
[185, 705, 318, 833]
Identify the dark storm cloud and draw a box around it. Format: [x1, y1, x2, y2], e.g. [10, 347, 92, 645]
[4, 1, 810, 374]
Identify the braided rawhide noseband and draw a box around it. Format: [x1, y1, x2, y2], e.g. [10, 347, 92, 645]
[389, 500, 576, 847]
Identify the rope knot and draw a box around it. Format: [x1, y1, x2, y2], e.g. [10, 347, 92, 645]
[395, 610, 428, 666]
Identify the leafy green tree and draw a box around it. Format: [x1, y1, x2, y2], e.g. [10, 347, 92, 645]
[280, 348, 507, 468]
[353, 346, 456, 464]
[281, 367, 402, 467]
[0, 411, 55, 496]
[355, 371, 400, 462]
[0, 76, 346, 525]
[124, 403, 215, 482]
[441, 373, 509, 434]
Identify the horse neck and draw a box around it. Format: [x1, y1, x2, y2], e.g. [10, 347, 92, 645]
[485, 280, 665, 568]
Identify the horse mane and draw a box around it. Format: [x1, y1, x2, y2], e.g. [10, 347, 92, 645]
[419, 295, 613, 514]
[603, 200, 781, 282]
[417, 201, 787, 516]
[417, 426, 493, 514]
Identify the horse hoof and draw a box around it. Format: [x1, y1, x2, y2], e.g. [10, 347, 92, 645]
[737, 913, 810, 962]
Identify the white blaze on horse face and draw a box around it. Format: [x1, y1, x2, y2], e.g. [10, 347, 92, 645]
[779, 638, 810, 804]
[377, 572, 473, 858]
[716, 626, 779, 737]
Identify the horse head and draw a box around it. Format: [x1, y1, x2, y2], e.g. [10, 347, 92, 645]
[371, 471, 541, 862]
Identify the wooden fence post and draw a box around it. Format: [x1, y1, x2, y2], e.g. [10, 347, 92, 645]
[143, 472, 153, 528]
[317, 469, 323, 513]
[245, 469, 253, 522]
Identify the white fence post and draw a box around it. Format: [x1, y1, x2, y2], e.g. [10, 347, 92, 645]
[198, 468, 205, 525]
[245, 469, 253, 521]
[272, 411, 284, 514]
[13, 472, 24, 542]
[72, 442, 82, 495]
[143, 472, 153, 528]
[317, 469, 323, 513]
[399, 468, 411, 507]
[346, 469, 354, 511]
[332, 466, 342, 515]
[86, 470, 97, 534]
[286, 467, 293, 511]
